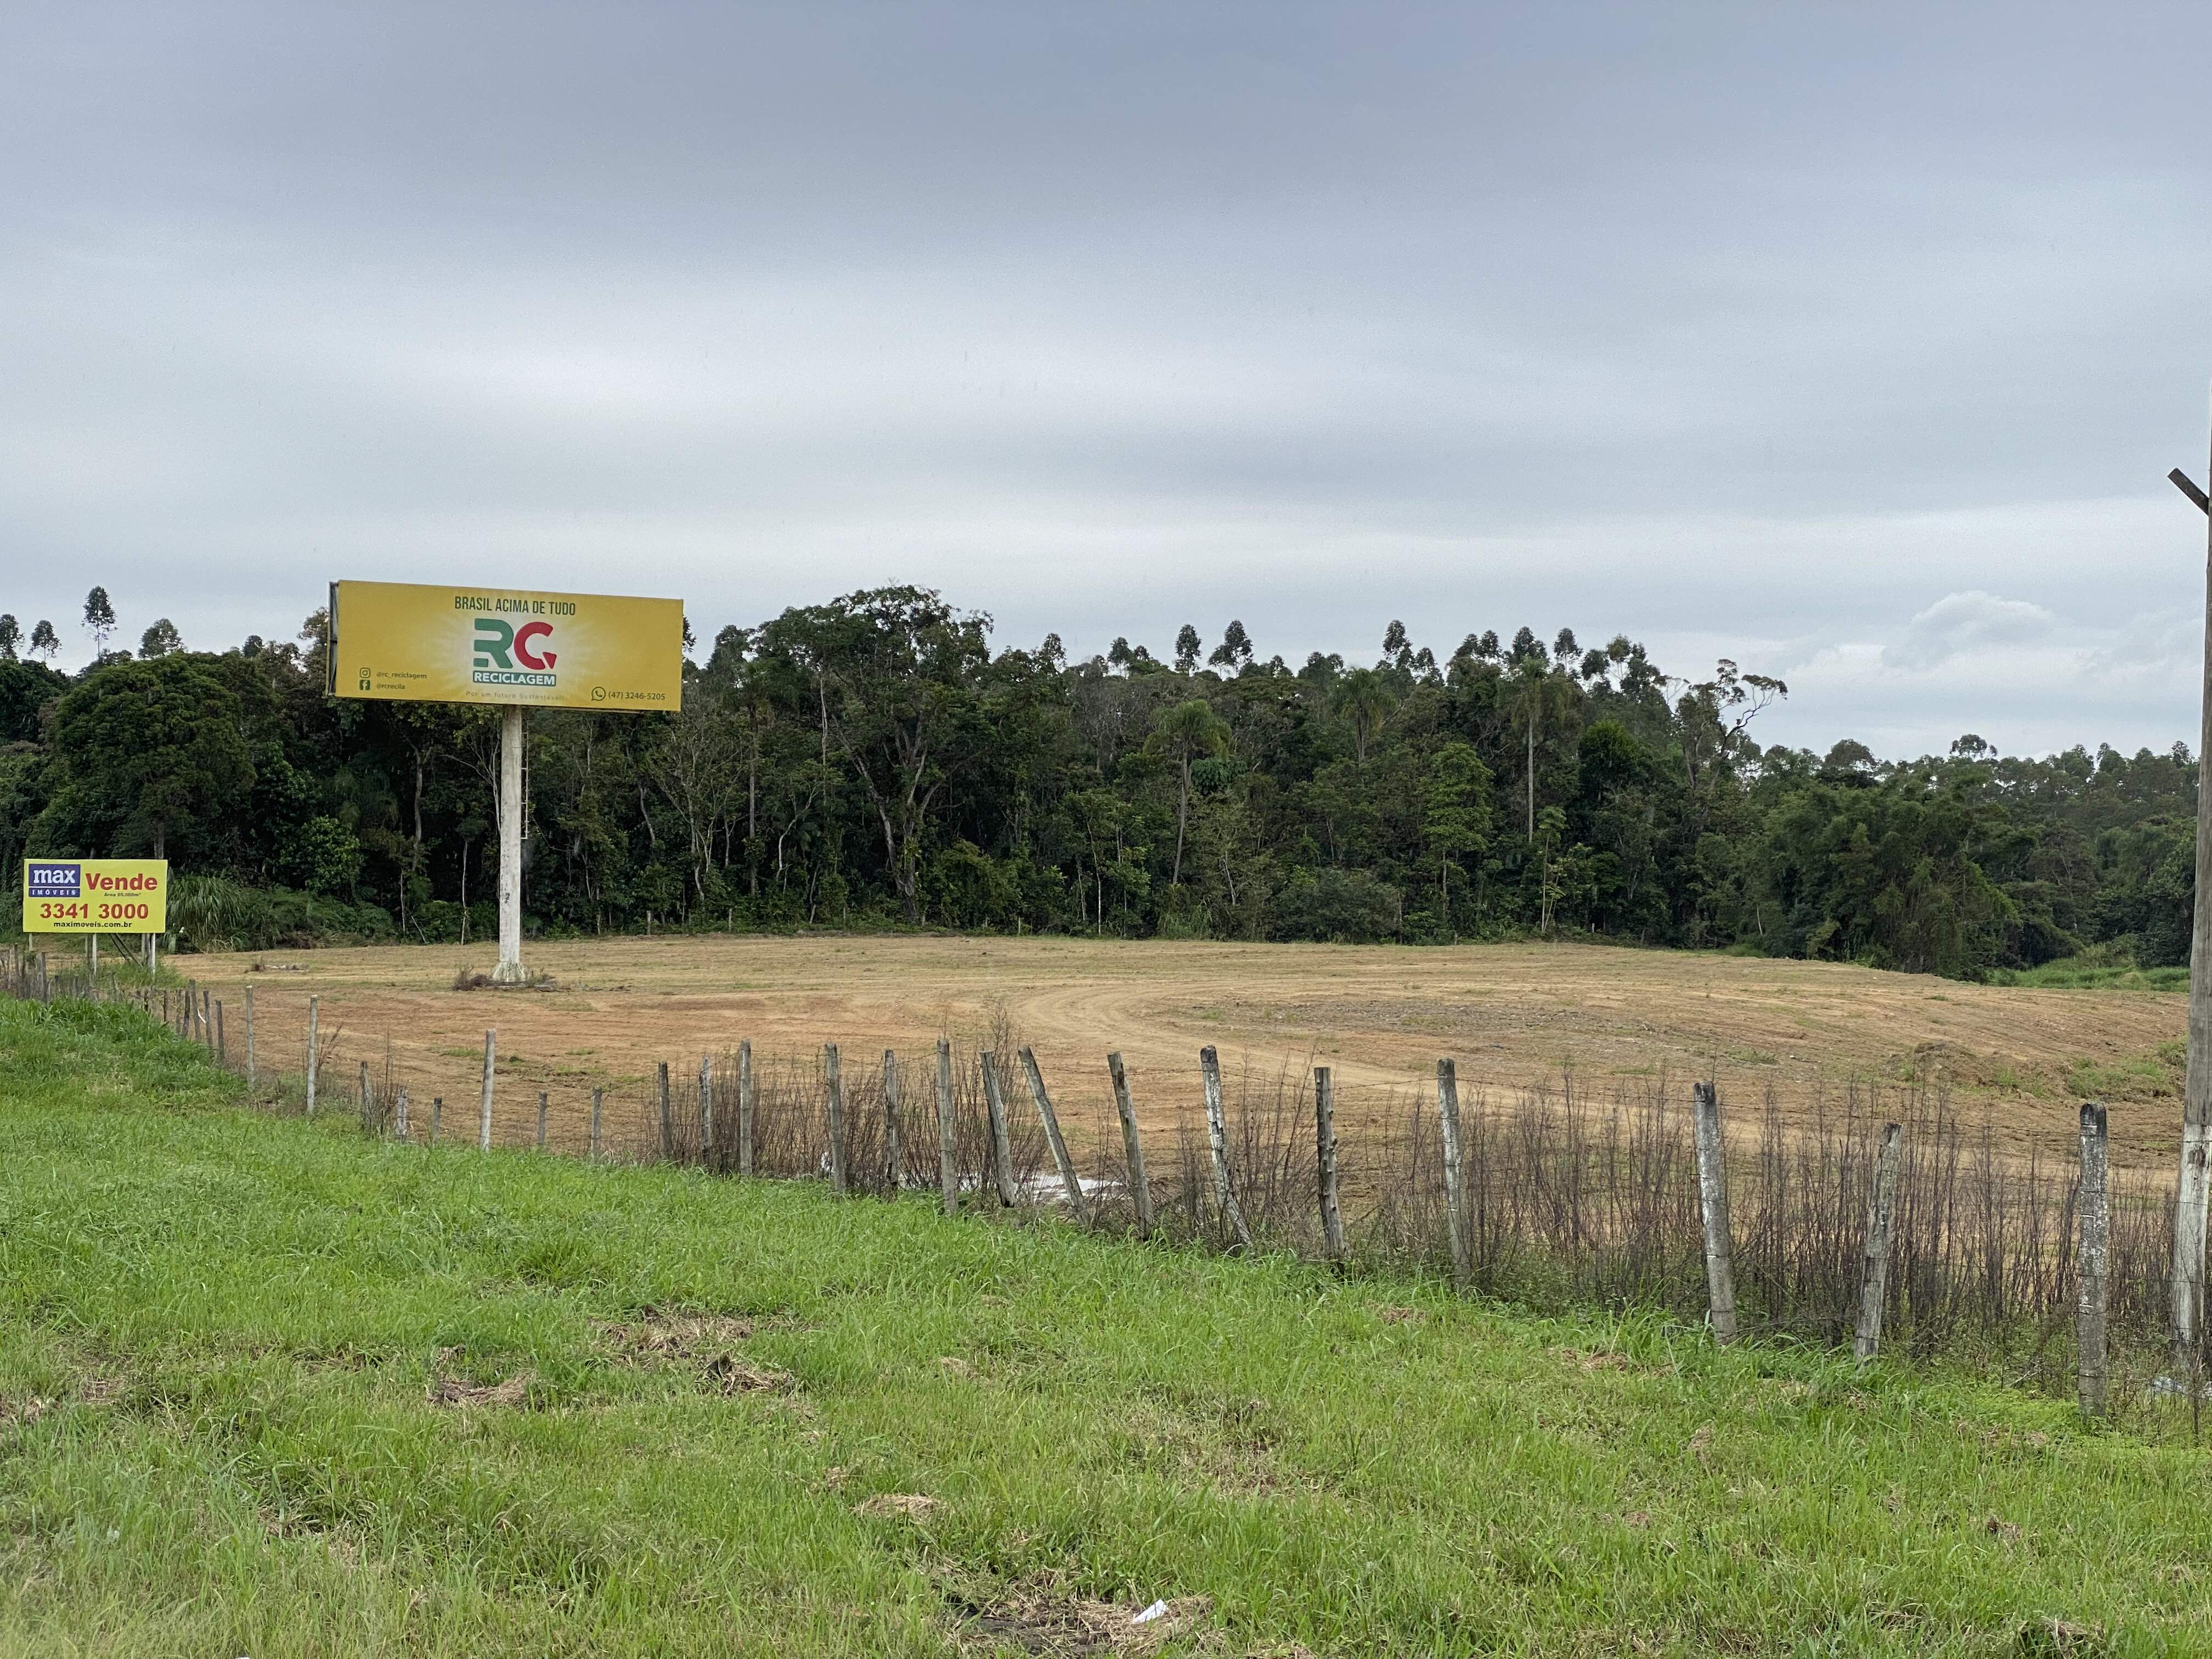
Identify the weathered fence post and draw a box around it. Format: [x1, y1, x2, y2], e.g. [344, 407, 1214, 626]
[590, 1087, 605, 1162]
[979, 1051, 1020, 1206]
[394, 1086, 409, 1142]
[305, 996, 320, 1117]
[215, 1000, 225, 1066]
[431, 1096, 443, 1144]
[737, 1040, 755, 1175]
[881, 1049, 903, 1195]
[657, 1060, 672, 1161]
[699, 1054, 715, 1161]
[1436, 1058, 1472, 1293]
[1691, 1081, 1739, 1345]
[1108, 1052, 1153, 1238]
[2079, 1101, 2112, 1418]
[825, 1043, 848, 1194]
[479, 1030, 496, 1152]
[359, 1060, 373, 1132]
[1854, 1121, 1904, 1363]
[536, 1091, 549, 1150]
[1199, 1046, 1254, 1251]
[935, 1039, 959, 1214]
[1018, 1047, 1086, 1217]
[244, 984, 256, 1089]
[1314, 1064, 1345, 1261]
[201, 988, 212, 1045]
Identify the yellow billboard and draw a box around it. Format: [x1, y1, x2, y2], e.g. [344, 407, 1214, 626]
[22, 859, 168, 934]
[327, 580, 684, 712]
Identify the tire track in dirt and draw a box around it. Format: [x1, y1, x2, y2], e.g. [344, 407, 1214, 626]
[176, 935, 2188, 1166]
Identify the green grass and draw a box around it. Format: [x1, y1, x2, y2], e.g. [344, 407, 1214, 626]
[3, 1004, 2211, 1655]
[2064, 1040, 2190, 1103]
[1988, 959, 2190, 992]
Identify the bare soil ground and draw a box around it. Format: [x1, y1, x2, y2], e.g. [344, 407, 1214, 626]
[170, 934, 2188, 1167]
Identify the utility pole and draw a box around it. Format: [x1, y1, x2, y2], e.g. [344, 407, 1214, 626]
[2164, 441, 2212, 1368]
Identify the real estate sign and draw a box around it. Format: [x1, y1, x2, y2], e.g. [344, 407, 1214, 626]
[326, 580, 685, 713]
[22, 859, 168, 934]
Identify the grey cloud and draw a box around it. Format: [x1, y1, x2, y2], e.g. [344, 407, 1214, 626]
[3, 2, 2212, 755]
[1880, 592, 2058, 673]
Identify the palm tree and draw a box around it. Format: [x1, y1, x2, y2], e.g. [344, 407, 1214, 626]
[1328, 668, 1397, 771]
[1149, 698, 1231, 885]
[1507, 655, 1578, 838]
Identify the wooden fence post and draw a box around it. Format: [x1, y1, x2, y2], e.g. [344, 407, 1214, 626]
[590, 1087, 604, 1162]
[737, 1040, 755, 1176]
[2079, 1101, 2111, 1418]
[935, 1039, 959, 1214]
[305, 996, 320, 1116]
[1691, 1081, 1739, 1345]
[657, 1060, 672, 1161]
[1436, 1058, 1472, 1293]
[881, 1049, 903, 1195]
[201, 988, 211, 1045]
[215, 1000, 225, 1066]
[1199, 1046, 1254, 1250]
[699, 1054, 715, 1161]
[480, 1030, 496, 1152]
[244, 984, 256, 1088]
[1854, 1121, 1904, 1363]
[394, 1086, 409, 1142]
[1108, 1051, 1153, 1238]
[825, 1043, 848, 1194]
[359, 1060, 373, 1132]
[979, 1051, 1019, 1206]
[431, 1096, 442, 1144]
[537, 1091, 549, 1151]
[1018, 1047, 1086, 1217]
[1315, 1064, 1345, 1260]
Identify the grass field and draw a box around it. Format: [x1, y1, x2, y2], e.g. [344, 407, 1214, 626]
[163, 934, 2191, 1167]
[4, 997, 2211, 1655]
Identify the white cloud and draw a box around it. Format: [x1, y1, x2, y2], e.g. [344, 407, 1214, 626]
[1880, 591, 2057, 672]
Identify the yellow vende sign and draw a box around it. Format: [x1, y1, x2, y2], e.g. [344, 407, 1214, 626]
[22, 859, 168, 933]
[328, 580, 685, 713]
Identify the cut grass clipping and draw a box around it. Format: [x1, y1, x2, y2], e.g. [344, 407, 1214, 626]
[0, 997, 2208, 1655]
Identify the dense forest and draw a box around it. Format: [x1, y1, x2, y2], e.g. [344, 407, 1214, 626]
[0, 586, 2195, 980]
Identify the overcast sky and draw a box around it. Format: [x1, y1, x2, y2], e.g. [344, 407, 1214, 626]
[4, 2, 2210, 758]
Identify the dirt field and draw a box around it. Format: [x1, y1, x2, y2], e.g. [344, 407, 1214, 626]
[164, 933, 2190, 1168]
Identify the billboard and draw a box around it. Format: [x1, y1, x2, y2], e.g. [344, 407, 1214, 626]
[22, 859, 168, 934]
[327, 580, 684, 713]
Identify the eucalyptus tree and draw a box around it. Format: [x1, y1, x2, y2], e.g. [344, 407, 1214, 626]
[1328, 667, 1397, 771]
[1149, 697, 1231, 885]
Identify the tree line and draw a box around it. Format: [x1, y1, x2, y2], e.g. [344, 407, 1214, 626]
[0, 584, 2193, 979]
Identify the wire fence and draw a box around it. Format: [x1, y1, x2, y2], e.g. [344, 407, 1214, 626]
[3, 944, 2187, 1412]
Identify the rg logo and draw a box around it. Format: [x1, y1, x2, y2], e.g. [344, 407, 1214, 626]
[473, 618, 558, 671]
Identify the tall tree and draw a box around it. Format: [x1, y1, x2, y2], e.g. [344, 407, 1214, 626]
[758, 587, 990, 923]
[0, 615, 17, 661]
[1149, 698, 1231, 885]
[29, 619, 59, 662]
[1328, 668, 1397, 771]
[81, 587, 116, 658]
[1423, 740, 1493, 920]
[138, 618, 182, 658]
[1507, 652, 1579, 838]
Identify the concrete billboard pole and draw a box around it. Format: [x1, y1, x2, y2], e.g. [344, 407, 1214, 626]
[494, 703, 526, 985]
